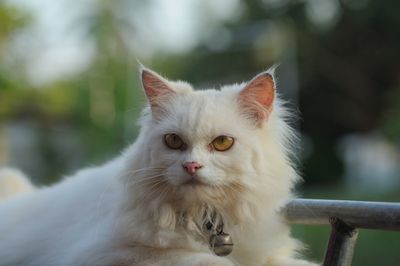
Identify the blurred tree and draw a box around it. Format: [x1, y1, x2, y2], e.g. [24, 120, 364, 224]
[0, 0, 31, 56]
[0, 0, 142, 182]
[70, 0, 142, 163]
[0, 0, 32, 119]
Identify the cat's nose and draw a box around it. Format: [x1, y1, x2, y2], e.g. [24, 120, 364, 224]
[182, 161, 203, 175]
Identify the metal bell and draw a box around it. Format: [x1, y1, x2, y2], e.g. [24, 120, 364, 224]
[209, 232, 233, 256]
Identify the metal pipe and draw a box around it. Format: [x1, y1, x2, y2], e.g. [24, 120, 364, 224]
[283, 199, 400, 230]
[323, 218, 358, 266]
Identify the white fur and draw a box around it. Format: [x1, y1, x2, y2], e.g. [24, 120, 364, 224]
[0, 70, 317, 266]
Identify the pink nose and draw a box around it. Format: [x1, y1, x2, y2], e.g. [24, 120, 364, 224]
[182, 161, 203, 175]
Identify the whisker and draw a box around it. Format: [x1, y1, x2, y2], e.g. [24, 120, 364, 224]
[157, 184, 173, 202]
[119, 167, 164, 179]
[145, 182, 169, 200]
[147, 179, 169, 191]
[131, 173, 167, 187]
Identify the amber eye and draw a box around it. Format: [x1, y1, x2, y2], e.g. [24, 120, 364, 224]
[164, 133, 185, 150]
[211, 135, 234, 151]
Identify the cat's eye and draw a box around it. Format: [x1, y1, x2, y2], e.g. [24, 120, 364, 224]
[164, 133, 185, 150]
[211, 135, 234, 151]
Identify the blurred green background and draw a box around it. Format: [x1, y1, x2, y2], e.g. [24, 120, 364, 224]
[0, 0, 399, 265]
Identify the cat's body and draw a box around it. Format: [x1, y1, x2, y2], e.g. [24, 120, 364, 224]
[0, 67, 317, 266]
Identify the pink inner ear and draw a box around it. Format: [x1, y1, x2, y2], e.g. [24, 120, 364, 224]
[141, 70, 175, 120]
[239, 73, 275, 124]
[141, 70, 174, 102]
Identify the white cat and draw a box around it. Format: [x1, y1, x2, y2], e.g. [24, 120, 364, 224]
[0, 67, 317, 266]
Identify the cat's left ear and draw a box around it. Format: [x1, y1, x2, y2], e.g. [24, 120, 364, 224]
[238, 71, 275, 126]
[140, 66, 175, 119]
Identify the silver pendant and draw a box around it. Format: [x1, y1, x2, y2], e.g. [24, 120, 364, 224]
[209, 232, 233, 256]
[203, 219, 233, 256]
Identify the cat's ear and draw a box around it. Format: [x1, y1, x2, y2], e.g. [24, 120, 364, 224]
[238, 71, 275, 126]
[140, 66, 175, 119]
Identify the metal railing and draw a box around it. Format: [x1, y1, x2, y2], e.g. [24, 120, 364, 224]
[283, 199, 400, 266]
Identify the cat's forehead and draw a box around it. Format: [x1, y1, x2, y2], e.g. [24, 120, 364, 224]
[161, 87, 245, 139]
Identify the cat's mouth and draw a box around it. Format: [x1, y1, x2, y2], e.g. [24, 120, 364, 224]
[181, 176, 208, 187]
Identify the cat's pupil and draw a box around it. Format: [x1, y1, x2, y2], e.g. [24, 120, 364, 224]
[217, 137, 225, 143]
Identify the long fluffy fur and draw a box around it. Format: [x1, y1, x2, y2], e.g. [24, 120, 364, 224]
[0, 69, 317, 266]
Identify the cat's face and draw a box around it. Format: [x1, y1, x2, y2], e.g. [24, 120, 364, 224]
[139, 67, 276, 203]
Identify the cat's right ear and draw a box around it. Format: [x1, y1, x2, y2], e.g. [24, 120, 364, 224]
[140, 67, 175, 119]
[238, 71, 275, 127]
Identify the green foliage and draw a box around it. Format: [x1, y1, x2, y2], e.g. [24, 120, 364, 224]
[0, 0, 31, 46]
